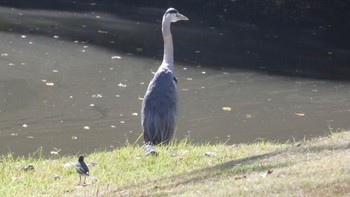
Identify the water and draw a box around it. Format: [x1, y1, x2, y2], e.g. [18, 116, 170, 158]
[0, 6, 349, 156]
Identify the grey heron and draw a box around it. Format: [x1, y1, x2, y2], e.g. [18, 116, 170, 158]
[141, 8, 189, 148]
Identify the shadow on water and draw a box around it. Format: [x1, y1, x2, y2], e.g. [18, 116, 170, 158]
[0, 0, 349, 81]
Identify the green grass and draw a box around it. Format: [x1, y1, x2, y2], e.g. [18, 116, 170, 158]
[1, 131, 350, 196]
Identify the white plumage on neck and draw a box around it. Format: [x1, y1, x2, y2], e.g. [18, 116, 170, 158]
[161, 15, 174, 71]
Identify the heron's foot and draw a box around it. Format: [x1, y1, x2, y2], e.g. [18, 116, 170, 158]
[143, 144, 158, 156]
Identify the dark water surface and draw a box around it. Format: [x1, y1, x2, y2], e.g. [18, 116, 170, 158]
[0, 6, 349, 156]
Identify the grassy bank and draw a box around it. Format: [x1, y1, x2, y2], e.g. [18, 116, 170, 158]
[1, 131, 350, 196]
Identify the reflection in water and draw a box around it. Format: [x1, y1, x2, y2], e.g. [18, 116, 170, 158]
[0, 6, 349, 156]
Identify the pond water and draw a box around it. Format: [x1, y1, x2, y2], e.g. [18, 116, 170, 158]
[0, 6, 349, 156]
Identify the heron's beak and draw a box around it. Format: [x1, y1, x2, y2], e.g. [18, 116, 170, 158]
[178, 13, 189, 21]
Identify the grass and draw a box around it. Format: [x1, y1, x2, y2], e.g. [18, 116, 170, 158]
[1, 131, 350, 196]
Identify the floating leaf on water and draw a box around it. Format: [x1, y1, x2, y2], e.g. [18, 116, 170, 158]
[246, 114, 254, 119]
[132, 112, 138, 116]
[29, 41, 33, 44]
[53, 35, 59, 39]
[83, 126, 90, 130]
[27, 136, 34, 139]
[8, 63, 15, 66]
[1, 53, 8, 56]
[183, 67, 187, 70]
[295, 112, 305, 117]
[95, 16, 101, 19]
[50, 151, 59, 155]
[118, 83, 127, 88]
[83, 45, 88, 49]
[21, 35, 26, 38]
[186, 78, 193, 81]
[81, 50, 86, 53]
[201, 71, 206, 74]
[46, 82, 54, 86]
[90, 104, 95, 107]
[111, 125, 116, 128]
[135, 47, 143, 52]
[195, 50, 200, 53]
[92, 94, 102, 98]
[111, 56, 121, 60]
[98, 30, 108, 34]
[222, 107, 232, 111]
[116, 95, 120, 98]
[140, 82, 145, 85]
[22, 124, 28, 128]
[138, 96, 144, 101]
[181, 88, 190, 91]
[120, 120, 125, 124]
[71, 136, 78, 140]
[52, 70, 59, 73]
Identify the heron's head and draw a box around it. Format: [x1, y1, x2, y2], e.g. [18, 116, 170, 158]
[78, 154, 85, 162]
[164, 8, 189, 22]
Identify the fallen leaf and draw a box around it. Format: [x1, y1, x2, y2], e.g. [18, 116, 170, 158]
[46, 82, 54, 86]
[54, 175, 62, 180]
[135, 47, 143, 52]
[234, 175, 247, 180]
[262, 169, 273, 177]
[204, 152, 217, 157]
[118, 83, 127, 88]
[222, 107, 232, 111]
[23, 165, 35, 171]
[92, 94, 102, 98]
[295, 112, 305, 117]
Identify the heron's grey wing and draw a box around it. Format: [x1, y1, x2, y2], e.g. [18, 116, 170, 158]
[143, 68, 177, 110]
[142, 68, 178, 144]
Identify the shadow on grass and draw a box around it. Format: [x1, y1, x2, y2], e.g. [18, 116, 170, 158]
[113, 141, 350, 196]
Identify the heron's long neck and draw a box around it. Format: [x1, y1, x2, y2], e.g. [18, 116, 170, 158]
[162, 17, 174, 71]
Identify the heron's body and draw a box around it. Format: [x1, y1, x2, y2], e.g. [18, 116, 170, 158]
[141, 8, 188, 145]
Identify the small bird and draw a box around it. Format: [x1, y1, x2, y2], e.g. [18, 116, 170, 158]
[75, 154, 90, 185]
